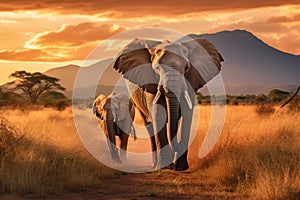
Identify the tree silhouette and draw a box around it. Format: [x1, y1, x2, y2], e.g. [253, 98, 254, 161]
[9, 71, 65, 105]
[268, 89, 290, 103]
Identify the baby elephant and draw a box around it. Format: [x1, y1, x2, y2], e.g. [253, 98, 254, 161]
[93, 93, 135, 163]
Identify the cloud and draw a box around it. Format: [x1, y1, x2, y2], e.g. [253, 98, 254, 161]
[275, 28, 300, 54]
[0, 49, 52, 61]
[0, 19, 18, 24]
[1, 0, 300, 17]
[1, 2, 300, 61]
[267, 13, 300, 23]
[0, 44, 98, 62]
[26, 22, 125, 48]
[0, 22, 125, 61]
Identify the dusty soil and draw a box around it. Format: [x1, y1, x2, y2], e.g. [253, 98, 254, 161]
[46, 169, 244, 200]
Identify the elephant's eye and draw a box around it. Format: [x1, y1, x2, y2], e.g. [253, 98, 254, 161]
[154, 64, 160, 71]
[184, 65, 189, 71]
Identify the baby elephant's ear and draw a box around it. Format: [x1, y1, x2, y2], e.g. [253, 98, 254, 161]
[98, 94, 107, 101]
[93, 94, 107, 119]
[92, 101, 98, 116]
[112, 39, 162, 94]
[179, 35, 224, 90]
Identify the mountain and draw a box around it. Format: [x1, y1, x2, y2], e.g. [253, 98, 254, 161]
[199, 30, 300, 94]
[44, 30, 300, 96]
[45, 59, 123, 98]
[45, 64, 80, 91]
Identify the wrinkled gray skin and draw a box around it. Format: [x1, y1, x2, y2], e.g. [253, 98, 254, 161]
[93, 93, 135, 163]
[113, 35, 224, 170]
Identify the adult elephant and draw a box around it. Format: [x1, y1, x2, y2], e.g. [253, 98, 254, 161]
[112, 35, 224, 170]
[93, 93, 136, 163]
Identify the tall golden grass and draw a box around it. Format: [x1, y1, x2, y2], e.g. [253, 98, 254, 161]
[0, 108, 113, 198]
[189, 106, 300, 199]
[0, 105, 299, 199]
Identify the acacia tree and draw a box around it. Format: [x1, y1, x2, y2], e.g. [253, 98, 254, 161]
[9, 71, 65, 105]
[268, 89, 290, 103]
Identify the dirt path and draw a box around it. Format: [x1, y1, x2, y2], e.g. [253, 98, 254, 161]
[46, 169, 243, 200]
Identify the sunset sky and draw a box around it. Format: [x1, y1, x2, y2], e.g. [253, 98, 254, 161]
[0, 0, 300, 84]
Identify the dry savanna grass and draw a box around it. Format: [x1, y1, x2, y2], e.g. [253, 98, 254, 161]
[189, 105, 300, 199]
[0, 105, 299, 199]
[0, 108, 113, 199]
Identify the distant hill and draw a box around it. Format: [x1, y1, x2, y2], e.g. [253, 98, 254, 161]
[44, 64, 80, 91]
[45, 59, 123, 98]
[43, 29, 300, 97]
[199, 30, 300, 94]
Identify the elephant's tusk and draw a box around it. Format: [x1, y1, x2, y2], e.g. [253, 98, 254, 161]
[182, 78, 193, 109]
[152, 90, 161, 106]
[184, 90, 193, 109]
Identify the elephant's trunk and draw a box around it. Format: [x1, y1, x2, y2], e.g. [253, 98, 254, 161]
[154, 66, 193, 153]
[165, 90, 181, 152]
[160, 68, 186, 152]
[163, 72, 194, 170]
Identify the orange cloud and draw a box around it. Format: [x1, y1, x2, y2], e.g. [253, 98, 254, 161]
[0, 49, 52, 61]
[277, 28, 300, 52]
[0, 22, 125, 61]
[0, 44, 99, 62]
[267, 13, 300, 23]
[1, 1, 300, 17]
[26, 23, 124, 48]
[1, 2, 300, 62]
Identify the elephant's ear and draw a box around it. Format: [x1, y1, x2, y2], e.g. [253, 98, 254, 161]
[180, 35, 224, 91]
[112, 39, 162, 94]
[93, 94, 107, 119]
[98, 94, 107, 102]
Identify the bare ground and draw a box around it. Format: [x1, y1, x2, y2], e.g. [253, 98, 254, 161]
[45, 169, 245, 200]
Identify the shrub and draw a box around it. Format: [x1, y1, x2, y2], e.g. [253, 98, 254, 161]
[256, 94, 268, 103]
[0, 89, 26, 107]
[287, 95, 300, 113]
[268, 89, 290, 103]
[39, 91, 71, 110]
[255, 104, 275, 116]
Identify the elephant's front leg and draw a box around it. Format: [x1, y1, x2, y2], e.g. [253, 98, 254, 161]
[145, 124, 158, 168]
[135, 108, 158, 168]
[119, 130, 129, 162]
[146, 92, 174, 169]
[174, 95, 194, 171]
[106, 122, 121, 163]
[117, 116, 132, 162]
[107, 137, 121, 163]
